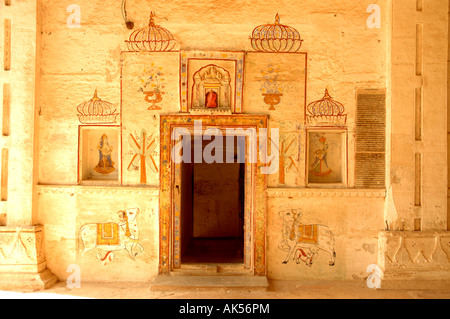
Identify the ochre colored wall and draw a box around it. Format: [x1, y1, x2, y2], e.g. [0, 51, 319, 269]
[35, 0, 390, 282]
[29, 0, 450, 283]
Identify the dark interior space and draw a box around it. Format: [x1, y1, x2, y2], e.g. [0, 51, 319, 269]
[180, 136, 245, 264]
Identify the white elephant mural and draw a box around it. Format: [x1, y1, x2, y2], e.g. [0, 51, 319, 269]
[279, 209, 336, 267]
[79, 208, 144, 265]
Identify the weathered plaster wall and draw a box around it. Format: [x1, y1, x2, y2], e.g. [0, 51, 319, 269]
[36, 186, 159, 281]
[267, 189, 385, 280]
[34, 0, 392, 282]
[37, 0, 388, 186]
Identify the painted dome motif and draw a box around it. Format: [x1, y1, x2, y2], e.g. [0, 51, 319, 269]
[125, 12, 176, 52]
[250, 14, 303, 52]
[306, 89, 347, 125]
[77, 89, 119, 124]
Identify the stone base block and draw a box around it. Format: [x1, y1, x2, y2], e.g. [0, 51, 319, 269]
[0, 269, 58, 291]
[150, 275, 269, 291]
[0, 225, 58, 291]
[378, 230, 450, 290]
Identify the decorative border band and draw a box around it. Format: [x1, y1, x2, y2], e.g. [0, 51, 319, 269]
[35, 185, 159, 196]
[267, 188, 386, 198]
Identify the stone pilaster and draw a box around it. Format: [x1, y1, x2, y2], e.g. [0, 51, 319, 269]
[381, 0, 450, 288]
[389, 0, 448, 231]
[0, 0, 56, 290]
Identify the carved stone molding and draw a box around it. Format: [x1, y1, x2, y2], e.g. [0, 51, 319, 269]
[36, 185, 160, 197]
[379, 231, 450, 270]
[0, 226, 45, 270]
[0, 225, 57, 290]
[267, 188, 386, 199]
[378, 231, 450, 289]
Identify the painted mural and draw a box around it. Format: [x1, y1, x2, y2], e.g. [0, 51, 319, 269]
[79, 208, 144, 265]
[249, 14, 303, 53]
[279, 209, 336, 267]
[127, 129, 159, 184]
[94, 134, 116, 175]
[180, 51, 245, 113]
[260, 62, 283, 110]
[278, 133, 299, 185]
[264, 132, 300, 187]
[309, 135, 331, 178]
[307, 131, 346, 185]
[191, 64, 231, 110]
[78, 126, 120, 183]
[125, 12, 177, 52]
[76, 89, 119, 124]
[138, 64, 166, 110]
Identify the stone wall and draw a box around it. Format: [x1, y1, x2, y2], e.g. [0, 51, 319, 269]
[34, 0, 389, 282]
[0, 0, 449, 287]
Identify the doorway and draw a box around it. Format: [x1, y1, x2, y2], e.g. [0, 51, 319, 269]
[159, 115, 268, 275]
[179, 137, 245, 264]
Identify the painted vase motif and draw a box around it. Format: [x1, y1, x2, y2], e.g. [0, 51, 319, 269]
[144, 90, 164, 110]
[263, 93, 283, 111]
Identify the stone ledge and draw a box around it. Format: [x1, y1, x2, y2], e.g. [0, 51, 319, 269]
[36, 185, 160, 196]
[0, 269, 58, 291]
[382, 268, 450, 290]
[381, 279, 450, 290]
[150, 275, 269, 291]
[267, 187, 386, 198]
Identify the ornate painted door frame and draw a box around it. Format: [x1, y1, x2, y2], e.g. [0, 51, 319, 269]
[159, 114, 268, 276]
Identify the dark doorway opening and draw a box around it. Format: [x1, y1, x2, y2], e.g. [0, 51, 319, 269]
[180, 136, 245, 264]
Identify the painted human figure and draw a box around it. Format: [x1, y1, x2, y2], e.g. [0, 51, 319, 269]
[94, 134, 116, 174]
[205, 90, 218, 108]
[309, 136, 332, 177]
[118, 210, 132, 238]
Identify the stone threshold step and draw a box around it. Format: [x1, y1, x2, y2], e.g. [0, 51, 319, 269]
[150, 275, 269, 291]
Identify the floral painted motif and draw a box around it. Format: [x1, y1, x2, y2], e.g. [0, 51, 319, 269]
[260, 62, 283, 95]
[138, 64, 165, 110]
[260, 62, 283, 110]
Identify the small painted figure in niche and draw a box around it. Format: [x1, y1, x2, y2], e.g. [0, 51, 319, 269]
[309, 136, 332, 177]
[205, 90, 218, 108]
[94, 133, 116, 174]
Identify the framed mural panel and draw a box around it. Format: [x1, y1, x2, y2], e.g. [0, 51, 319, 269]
[180, 51, 245, 113]
[78, 125, 121, 185]
[306, 128, 347, 188]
